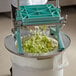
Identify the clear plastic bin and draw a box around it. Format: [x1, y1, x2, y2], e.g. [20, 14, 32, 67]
[10, 52, 68, 76]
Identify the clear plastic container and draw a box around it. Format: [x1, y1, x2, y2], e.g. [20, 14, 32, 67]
[11, 52, 68, 76]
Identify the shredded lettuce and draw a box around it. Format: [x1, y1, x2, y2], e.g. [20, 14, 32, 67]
[22, 33, 58, 54]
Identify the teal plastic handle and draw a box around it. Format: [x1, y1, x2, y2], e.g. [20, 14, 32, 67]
[50, 26, 65, 51]
[58, 32, 65, 51]
[15, 28, 24, 54]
